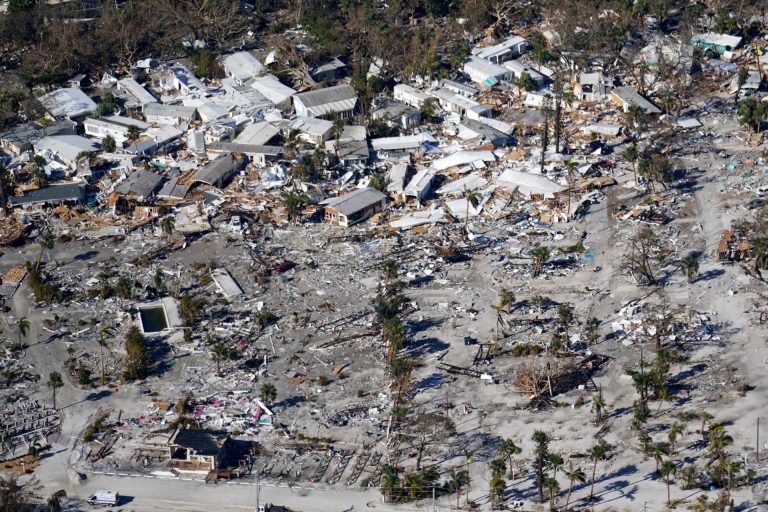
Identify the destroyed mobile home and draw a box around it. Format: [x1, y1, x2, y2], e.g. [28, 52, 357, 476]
[0, 6, 768, 512]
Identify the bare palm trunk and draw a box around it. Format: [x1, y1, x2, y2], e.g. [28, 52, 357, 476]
[465, 196, 470, 235]
[100, 345, 105, 386]
[466, 461, 471, 506]
[565, 482, 573, 510]
[589, 460, 597, 504]
[36, 246, 45, 271]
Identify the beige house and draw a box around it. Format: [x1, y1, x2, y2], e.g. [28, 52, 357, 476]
[323, 188, 388, 227]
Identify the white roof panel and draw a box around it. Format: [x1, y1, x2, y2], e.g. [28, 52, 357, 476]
[38, 88, 97, 118]
[431, 151, 496, 171]
[222, 52, 265, 82]
[251, 75, 297, 105]
[497, 168, 564, 198]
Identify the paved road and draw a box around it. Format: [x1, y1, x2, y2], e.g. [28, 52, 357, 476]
[62, 473, 395, 512]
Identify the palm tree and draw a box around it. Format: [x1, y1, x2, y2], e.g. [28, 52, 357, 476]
[681, 253, 699, 283]
[421, 466, 439, 491]
[448, 467, 468, 509]
[548, 453, 563, 481]
[283, 129, 301, 161]
[383, 259, 399, 281]
[36, 230, 56, 271]
[32, 154, 46, 174]
[38, 116, 53, 136]
[463, 448, 475, 506]
[31, 166, 47, 188]
[490, 458, 507, 477]
[637, 158, 655, 193]
[653, 442, 670, 473]
[563, 462, 586, 511]
[498, 438, 521, 479]
[489, 473, 506, 509]
[99, 91, 118, 115]
[101, 135, 117, 153]
[282, 191, 309, 223]
[498, 289, 515, 313]
[260, 382, 276, 404]
[47, 372, 63, 409]
[76, 151, 97, 167]
[625, 103, 646, 132]
[655, 386, 676, 414]
[660, 459, 676, 507]
[114, 276, 133, 304]
[668, 422, 683, 456]
[543, 476, 560, 511]
[463, 187, 481, 234]
[724, 459, 741, 491]
[707, 424, 734, 463]
[625, 142, 639, 185]
[532, 430, 550, 502]
[531, 246, 551, 277]
[531, 295, 549, 314]
[403, 472, 424, 500]
[752, 237, 768, 276]
[47, 489, 67, 512]
[0, 163, 15, 214]
[160, 216, 175, 240]
[212, 343, 227, 376]
[97, 334, 108, 386]
[564, 160, 578, 217]
[592, 386, 607, 424]
[126, 125, 142, 154]
[735, 66, 749, 105]
[588, 441, 606, 504]
[331, 114, 345, 156]
[312, 145, 326, 168]
[381, 465, 400, 502]
[492, 289, 515, 339]
[369, 173, 389, 193]
[585, 316, 601, 345]
[17, 316, 29, 344]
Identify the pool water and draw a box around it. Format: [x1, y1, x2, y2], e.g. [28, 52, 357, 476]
[139, 307, 168, 333]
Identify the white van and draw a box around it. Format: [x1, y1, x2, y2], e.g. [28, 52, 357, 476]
[87, 490, 119, 505]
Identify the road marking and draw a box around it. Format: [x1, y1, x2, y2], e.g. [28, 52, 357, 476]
[140, 498, 256, 511]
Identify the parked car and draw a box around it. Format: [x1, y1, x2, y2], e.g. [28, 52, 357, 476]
[87, 490, 119, 506]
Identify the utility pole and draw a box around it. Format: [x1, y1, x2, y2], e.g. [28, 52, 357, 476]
[757, 417, 761, 463]
[256, 471, 261, 512]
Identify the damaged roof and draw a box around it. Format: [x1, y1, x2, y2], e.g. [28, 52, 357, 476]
[114, 170, 164, 199]
[38, 88, 97, 118]
[323, 187, 387, 216]
[171, 429, 226, 456]
[497, 168, 564, 198]
[10, 183, 85, 206]
[294, 84, 357, 117]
